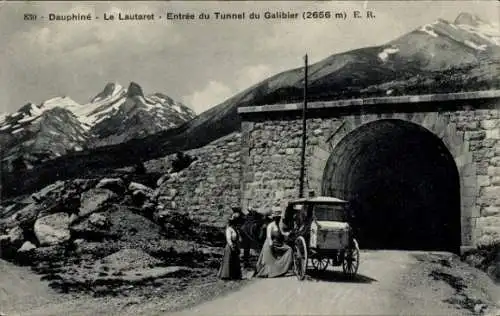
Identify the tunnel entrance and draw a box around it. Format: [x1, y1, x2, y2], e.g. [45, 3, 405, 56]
[321, 119, 461, 253]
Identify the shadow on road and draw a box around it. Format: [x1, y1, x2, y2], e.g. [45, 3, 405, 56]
[304, 269, 378, 284]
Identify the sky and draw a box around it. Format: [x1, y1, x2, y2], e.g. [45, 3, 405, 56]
[0, 1, 498, 114]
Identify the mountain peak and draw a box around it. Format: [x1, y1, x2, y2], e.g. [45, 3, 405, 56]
[91, 82, 123, 102]
[127, 82, 144, 98]
[454, 12, 485, 26]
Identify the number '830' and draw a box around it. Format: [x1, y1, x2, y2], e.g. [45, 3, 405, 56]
[303, 11, 331, 19]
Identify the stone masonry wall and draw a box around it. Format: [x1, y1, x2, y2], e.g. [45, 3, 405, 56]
[449, 109, 500, 247]
[240, 104, 500, 249]
[241, 118, 331, 214]
[149, 132, 241, 228]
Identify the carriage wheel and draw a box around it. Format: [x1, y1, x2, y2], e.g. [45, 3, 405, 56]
[342, 239, 360, 277]
[311, 258, 329, 271]
[293, 236, 308, 281]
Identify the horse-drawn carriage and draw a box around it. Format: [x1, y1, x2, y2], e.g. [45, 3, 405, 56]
[280, 196, 360, 280]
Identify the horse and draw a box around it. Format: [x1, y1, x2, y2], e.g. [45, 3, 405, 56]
[232, 208, 272, 266]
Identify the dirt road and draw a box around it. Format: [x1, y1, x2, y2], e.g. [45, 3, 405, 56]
[1, 251, 498, 315]
[172, 251, 500, 316]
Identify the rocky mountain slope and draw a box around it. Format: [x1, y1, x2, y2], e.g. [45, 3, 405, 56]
[2, 12, 499, 197]
[0, 82, 195, 172]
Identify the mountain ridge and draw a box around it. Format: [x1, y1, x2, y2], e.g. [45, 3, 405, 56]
[0, 82, 196, 172]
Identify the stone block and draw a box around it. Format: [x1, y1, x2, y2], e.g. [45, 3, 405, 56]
[462, 175, 477, 189]
[491, 176, 500, 186]
[454, 154, 471, 168]
[491, 157, 500, 167]
[460, 163, 476, 177]
[489, 109, 500, 119]
[482, 206, 500, 217]
[482, 139, 497, 149]
[313, 128, 323, 136]
[283, 180, 295, 189]
[480, 186, 500, 205]
[274, 190, 285, 199]
[478, 175, 491, 187]
[469, 140, 483, 151]
[421, 112, 438, 130]
[474, 109, 490, 120]
[477, 196, 495, 207]
[486, 129, 500, 140]
[462, 185, 478, 198]
[476, 216, 500, 230]
[472, 150, 489, 162]
[469, 206, 480, 218]
[476, 162, 489, 175]
[457, 121, 479, 131]
[480, 120, 498, 130]
[462, 196, 476, 208]
[488, 167, 500, 176]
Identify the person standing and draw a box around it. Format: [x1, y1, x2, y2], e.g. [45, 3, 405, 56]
[218, 213, 242, 280]
[255, 209, 293, 278]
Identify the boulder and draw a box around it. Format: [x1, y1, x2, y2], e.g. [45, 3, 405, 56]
[96, 178, 126, 195]
[31, 181, 66, 203]
[0, 203, 41, 231]
[0, 226, 25, 250]
[158, 188, 178, 202]
[156, 174, 170, 187]
[34, 213, 71, 246]
[0, 226, 25, 259]
[128, 182, 154, 194]
[15, 241, 37, 265]
[79, 188, 117, 218]
[88, 213, 110, 228]
[70, 213, 114, 241]
[7, 226, 25, 249]
[37, 198, 72, 219]
[18, 241, 36, 253]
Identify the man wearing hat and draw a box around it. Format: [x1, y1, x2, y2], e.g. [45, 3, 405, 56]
[255, 206, 293, 278]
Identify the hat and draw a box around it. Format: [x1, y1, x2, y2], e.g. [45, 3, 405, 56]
[271, 209, 281, 218]
[228, 213, 240, 223]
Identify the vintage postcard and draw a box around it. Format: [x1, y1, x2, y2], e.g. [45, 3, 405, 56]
[0, 1, 499, 315]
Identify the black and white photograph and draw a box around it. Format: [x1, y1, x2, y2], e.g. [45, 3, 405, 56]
[0, 1, 499, 315]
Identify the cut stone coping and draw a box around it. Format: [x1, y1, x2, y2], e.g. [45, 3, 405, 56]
[238, 90, 500, 114]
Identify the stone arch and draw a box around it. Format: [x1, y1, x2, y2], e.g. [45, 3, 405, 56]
[307, 112, 473, 252]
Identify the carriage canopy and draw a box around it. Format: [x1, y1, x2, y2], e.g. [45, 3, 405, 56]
[281, 196, 349, 232]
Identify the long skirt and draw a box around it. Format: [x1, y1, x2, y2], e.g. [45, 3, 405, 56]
[255, 239, 293, 278]
[218, 244, 242, 280]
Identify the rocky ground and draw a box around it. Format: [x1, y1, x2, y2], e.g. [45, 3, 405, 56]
[0, 159, 256, 315]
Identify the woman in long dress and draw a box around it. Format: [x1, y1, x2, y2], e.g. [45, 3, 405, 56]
[218, 213, 242, 280]
[255, 209, 293, 278]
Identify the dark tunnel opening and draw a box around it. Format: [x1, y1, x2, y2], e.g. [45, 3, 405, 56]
[322, 119, 461, 253]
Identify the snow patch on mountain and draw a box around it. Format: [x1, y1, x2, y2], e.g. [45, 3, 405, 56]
[415, 13, 500, 51]
[378, 47, 400, 62]
[458, 24, 500, 46]
[464, 40, 487, 51]
[419, 24, 439, 37]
